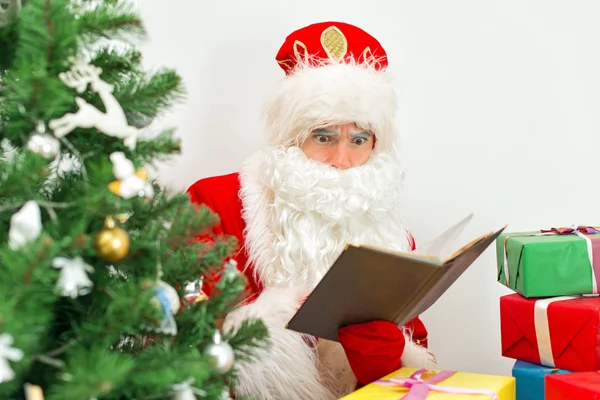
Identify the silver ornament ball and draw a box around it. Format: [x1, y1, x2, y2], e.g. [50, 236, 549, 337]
[204, 331, 235, 374]
[27, 133, 60, 159]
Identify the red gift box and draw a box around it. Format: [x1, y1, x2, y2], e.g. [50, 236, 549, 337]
[500, 293, 600, 371]
[546, 371, 600, 400]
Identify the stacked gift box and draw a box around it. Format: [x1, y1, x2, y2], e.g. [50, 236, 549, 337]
[340, 368, 516, 399]
[496, 226, 600, 399]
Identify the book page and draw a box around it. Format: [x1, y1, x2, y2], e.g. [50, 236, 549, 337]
[411, 213, 474, 259]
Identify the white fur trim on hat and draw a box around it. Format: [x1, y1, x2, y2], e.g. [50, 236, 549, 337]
[262, 59, 400, 154]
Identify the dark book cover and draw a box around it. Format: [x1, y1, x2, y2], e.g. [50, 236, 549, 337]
[286, 214, 506, 341]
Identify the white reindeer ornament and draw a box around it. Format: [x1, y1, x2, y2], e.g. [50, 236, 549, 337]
[48, 59, 140, 150]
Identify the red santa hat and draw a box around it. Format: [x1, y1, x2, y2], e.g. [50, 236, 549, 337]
[263, 21, 399, 154]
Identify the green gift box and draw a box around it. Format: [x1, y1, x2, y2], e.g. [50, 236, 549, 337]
[496, 228, 600, 298]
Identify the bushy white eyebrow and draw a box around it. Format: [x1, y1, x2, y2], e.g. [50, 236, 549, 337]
[350, 131, 372, 139]
[312, 128, 339, 136]
[311, 129, 372, 138]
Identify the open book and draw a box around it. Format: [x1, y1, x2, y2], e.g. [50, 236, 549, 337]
[286, 214, 506, 341]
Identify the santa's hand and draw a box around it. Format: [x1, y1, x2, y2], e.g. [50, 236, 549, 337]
[338, 320, 405, 386]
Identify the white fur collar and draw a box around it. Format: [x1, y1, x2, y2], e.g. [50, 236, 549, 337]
[239, 146, 411, 289]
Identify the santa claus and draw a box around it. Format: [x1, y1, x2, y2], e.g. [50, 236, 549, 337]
[187, 21, 436, 400]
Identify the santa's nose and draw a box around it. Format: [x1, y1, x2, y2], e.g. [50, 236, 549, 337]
[330, 145, 352, 169]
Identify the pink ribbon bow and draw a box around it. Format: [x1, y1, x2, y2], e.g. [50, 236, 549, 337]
[375, 369, 498, 400]
[540, 225, 599, 235]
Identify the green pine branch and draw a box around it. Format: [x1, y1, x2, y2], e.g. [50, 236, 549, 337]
[114, 69, 186, 121]
[0, 235, 62, 397]
[91, 46, 143, 83]
[133, 129, 182, 164]
[76, 2, 145, 44]
[46, 346, 136, 400]
[0, 22, 19, 72]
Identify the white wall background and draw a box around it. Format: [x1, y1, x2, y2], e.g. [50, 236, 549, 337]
[137, 0, 600, 377]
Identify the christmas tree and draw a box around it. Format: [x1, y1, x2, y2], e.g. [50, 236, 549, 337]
[0, 1, 267, 399]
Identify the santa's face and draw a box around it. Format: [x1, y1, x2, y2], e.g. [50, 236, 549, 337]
[299, 123, 374, 169]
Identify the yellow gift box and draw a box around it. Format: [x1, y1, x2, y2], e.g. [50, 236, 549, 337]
[340, 368, 515, 399]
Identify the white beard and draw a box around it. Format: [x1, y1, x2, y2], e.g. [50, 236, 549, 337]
[239, 145, 412, 290]
[226, 146, 436, 400]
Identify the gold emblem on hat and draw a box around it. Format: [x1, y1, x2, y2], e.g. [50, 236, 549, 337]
[321, 26, 348, 62]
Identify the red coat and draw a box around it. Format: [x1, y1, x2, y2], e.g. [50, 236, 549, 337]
[187, 172, 429, 347]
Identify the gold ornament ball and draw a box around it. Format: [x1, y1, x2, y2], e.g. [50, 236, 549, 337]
[95, 225, 130, 262]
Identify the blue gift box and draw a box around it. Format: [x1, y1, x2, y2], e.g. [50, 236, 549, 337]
[511, 360, 570, 400]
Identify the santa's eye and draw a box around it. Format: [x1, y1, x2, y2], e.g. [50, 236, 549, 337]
[315, 135, 331, 143]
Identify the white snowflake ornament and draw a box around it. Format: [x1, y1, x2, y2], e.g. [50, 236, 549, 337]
[48, 58, 141, 150]
[0, 333, 23, 383]
[52, 256, 94, 298]
[8, 201, 42, 250]
[108, 152, 154, 200]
